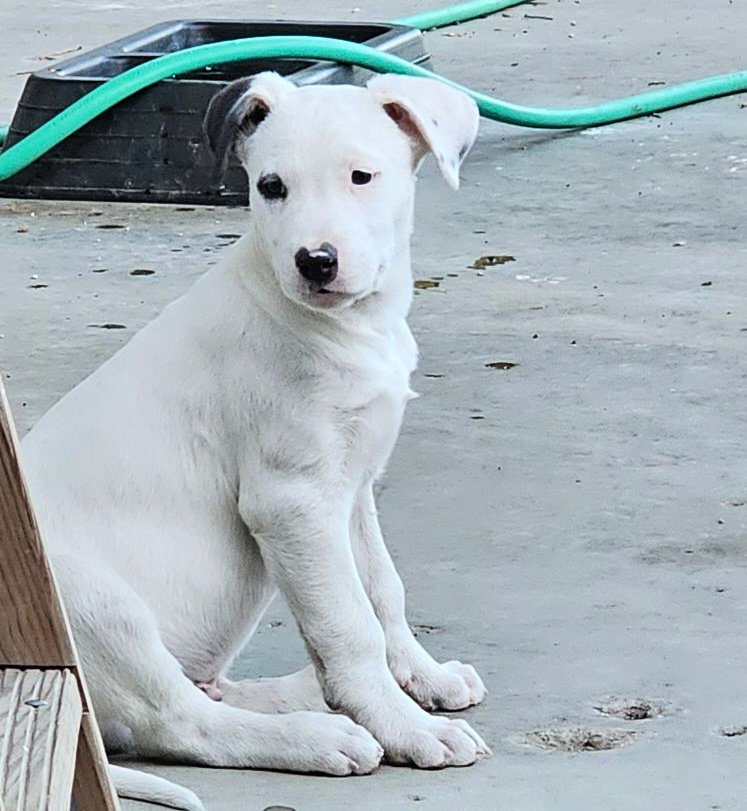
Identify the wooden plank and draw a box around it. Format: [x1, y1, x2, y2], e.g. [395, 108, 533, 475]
[0, 668, 82, 811]
[0, 382, 77, 668]
[0, 378, 120, 808]
[73, 714, 120, 811]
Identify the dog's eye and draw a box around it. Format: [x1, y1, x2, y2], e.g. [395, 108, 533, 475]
[351, 170, 373, 186]
[257, 173, 288, 201]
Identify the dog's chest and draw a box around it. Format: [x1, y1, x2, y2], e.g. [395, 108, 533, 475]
[336, 389, 405, 478]
[251, 319, 417, 486]
[329, 340, 415, 482]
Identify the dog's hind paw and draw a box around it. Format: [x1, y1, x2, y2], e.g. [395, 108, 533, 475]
[195, 678, 224, 702]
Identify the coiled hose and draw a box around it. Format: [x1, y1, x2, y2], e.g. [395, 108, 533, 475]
[1, 0, 746, 182]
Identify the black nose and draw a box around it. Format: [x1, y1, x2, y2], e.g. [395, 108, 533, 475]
[295, 243, 338, 287]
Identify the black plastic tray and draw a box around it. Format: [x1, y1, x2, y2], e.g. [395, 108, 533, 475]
[0, 20, 429, 205]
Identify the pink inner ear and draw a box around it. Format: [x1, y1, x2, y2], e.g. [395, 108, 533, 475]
[383, 102, 426, 147]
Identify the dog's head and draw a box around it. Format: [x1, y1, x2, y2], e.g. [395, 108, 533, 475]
[204, 72, 479, 314]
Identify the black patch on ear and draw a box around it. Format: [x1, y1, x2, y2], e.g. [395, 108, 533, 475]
[202, 77, 268, 187]
[203, 77, 254, 158]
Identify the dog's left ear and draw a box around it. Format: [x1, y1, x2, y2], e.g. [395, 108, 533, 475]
[203, 71, 296, 185]
[367, 74, 479, 189]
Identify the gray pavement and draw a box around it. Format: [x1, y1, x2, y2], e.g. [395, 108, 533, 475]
[1, 2, 746, 810]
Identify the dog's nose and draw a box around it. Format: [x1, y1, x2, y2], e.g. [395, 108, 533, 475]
[295, 243, 338, 287]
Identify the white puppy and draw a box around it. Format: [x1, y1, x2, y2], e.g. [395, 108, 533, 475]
[21, 72, 486, 810]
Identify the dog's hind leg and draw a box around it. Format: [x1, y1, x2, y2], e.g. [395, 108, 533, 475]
[52, 555, 382, 775]
[218, 665, 328, 713]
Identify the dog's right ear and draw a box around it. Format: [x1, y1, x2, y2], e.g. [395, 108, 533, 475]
[203, 72, 296, 185]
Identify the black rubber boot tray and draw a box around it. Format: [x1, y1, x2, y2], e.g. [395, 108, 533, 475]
[0, 20, 429, 205]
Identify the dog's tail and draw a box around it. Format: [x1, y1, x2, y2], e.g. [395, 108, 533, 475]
[109, 765, 206, 811]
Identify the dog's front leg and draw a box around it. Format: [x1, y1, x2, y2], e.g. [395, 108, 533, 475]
[242, 484, 488, 768]
[351, 485, 487, 711]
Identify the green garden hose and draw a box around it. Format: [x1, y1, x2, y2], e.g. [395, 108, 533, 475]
[1, 0, 746, 183]
[393, 0, 528, 29]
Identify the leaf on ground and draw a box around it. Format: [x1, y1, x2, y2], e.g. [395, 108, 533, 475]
[470, 254, 516, 269]
[130, 268, 156, 276]
[88, 323, 127, 330]
[485, 361, 518, 370]
[414, 279, 440, 289]
[34, 44, 82, 61]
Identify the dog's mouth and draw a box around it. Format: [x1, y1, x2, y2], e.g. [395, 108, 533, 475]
[308, 287, 363, 307]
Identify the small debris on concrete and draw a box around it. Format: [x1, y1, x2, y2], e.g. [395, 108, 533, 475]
[411, 623, 441, 637]
[720, 726, 747, 738]
[470, 254, 516, 269]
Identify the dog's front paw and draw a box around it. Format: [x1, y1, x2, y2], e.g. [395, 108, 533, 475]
[385, 716, 490, 768]
[399, 659, 487, 711]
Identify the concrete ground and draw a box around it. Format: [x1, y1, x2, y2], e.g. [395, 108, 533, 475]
[2, 1, 746, 809]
